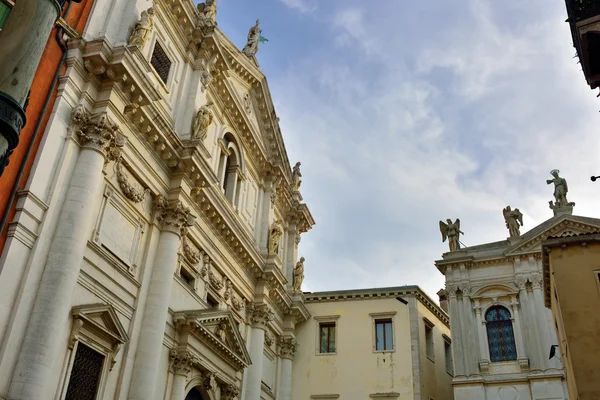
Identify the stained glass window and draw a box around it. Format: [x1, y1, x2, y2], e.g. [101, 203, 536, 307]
[485, 306, 517, 362]
[375, 319, 393, 351]
[65, 343, 105, 400]
[319, 323, 336, 353]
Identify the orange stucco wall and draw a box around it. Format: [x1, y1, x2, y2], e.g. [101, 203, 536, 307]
[0, 0, 94, 253]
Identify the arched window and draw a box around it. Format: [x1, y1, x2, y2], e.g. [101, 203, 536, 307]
[485, 306, 517, 362]
[217, 133, 244, 208]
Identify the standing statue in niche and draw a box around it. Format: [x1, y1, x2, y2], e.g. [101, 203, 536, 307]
[242, 19, 261, 57]
[439, 218, 462, 252]
[291, 162, 302, 191]
[503, 206, 523, 237]
[129, 8, 155, 49]
[216, 321, 227, 342]
[547, 169, 575, 210]
[192, 102, 213, 140]
[197, 0, 217, 23]
[293, 257, 305, 292]
[268, 220, 283, 255]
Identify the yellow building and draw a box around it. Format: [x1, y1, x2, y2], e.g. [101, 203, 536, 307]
[543, 233, 600, 399]
[292, 286, 453, 400]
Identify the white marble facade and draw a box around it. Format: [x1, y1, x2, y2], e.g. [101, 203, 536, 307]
[0, 1, 314, 399]
[435, 212, 600, 400]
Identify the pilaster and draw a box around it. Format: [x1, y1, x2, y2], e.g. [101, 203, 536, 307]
[278, 337, 297, 400]
[244, 303, 274, 400]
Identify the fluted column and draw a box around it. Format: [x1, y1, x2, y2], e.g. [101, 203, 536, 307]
[8, 107, 124, 399]
[169, 350, 194, 400]
[129, 197, 191, 400]
[278, 337, 298, 400]
[244, 304, 274, 400]
[447, 285, 465, 376]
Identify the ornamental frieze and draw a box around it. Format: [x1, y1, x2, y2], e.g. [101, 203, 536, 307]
[153, 195, 192, 235]
[71, 106, 126, 160]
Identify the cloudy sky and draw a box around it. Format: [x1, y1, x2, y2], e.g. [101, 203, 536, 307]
[214, 0, 600, 300]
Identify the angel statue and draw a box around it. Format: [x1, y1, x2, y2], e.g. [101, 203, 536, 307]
[439, 219, 462, 252]
[291, 162, 302, 191]
[503, 206, 523, 237]
[129, 8, 155, 49]
[192, 102, 213, 140]
[293, 257, 305, 292]
[242, 19, 261, 57]
[546, 169, 574, 209]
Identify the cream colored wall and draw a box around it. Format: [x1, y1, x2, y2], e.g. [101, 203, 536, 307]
[293, 297, 414, 399]
[416, 301, 453, 400]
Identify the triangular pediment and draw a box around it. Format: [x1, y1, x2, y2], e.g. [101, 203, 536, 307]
[506, 214, 600, 254]
[71, 304, 129, 345]
[173, 310, 251, 370]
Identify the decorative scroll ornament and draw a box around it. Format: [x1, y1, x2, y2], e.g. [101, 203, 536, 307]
[115, 162, 150, 203]
[293, 257, 305, 292]
[170, 349, 195, 375]
[278, 337, 298, 360]
[182, 236, 202, 265]
[129, 8, 155, 49]
[220, 383, 240, 400]
[193, 102, 213, 140]
[247, 303, 274, 330]
[268, 220, 283, 255]
[153, 195, 192, 236]
[71, 106, 126, 160]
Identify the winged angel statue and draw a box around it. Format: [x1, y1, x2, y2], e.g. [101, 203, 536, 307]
[503, 206, 523, 237]
[439, 219, 462, 252]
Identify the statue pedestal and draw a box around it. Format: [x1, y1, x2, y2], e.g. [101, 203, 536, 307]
[549, 201, 574, 216]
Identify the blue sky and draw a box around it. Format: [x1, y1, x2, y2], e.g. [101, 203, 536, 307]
[213, 0, 600, 300]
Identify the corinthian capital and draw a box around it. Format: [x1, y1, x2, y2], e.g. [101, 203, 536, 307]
[170, 349, 195, 376]
[71, 106, 126, 160]
[153, 195, 192, 235]
[247, 303, 274, 330]
[220, 383, 240, 400]
[278, 336, 298, 360]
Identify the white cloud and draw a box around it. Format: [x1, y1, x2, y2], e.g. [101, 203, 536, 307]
[278, 0, 317, 14]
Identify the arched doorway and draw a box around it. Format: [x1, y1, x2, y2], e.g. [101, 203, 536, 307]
[185, 387, 205, 400]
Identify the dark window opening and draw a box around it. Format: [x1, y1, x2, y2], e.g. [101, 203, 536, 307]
[65, 343, 105, 400]
[150, 42, 171, 84]
[180, 267, 194, 288]
[207, 293, 219, 309]
[319, 323, 336, 353]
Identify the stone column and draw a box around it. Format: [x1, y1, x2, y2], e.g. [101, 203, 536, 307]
[473, 300, 490, 366]
[244, 303, 274, 400]
[531, 274, 550, 371]
[129, 196, 191, 400]
[8, 107, 124, 399]
[169, 350, 194, 400]
[461, 286, 478, 375]
[510, 294, 528, 369]
[278, 337, 298, 400]
[517, 278, 543, 371]
[447, 285, 465, 376]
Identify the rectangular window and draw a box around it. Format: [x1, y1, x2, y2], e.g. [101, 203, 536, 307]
[0, 0, 13, 31]
[319, 323, 336, 353]
[375, 319, 393, 351]
[425, 321, 435, 361]
[180, 267, 195, 288]
[65, 343, 105, 400]
[444, 337, 453, 375]
[150, 41, 172, 85]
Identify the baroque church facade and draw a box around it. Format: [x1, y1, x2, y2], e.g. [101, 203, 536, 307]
[435, 172, 589, 400]
[0, 1, 314, 399]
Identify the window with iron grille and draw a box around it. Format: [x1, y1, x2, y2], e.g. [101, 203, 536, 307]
[485, 306, 517, 362]
[65, 343, 105, 400]
[150, 41, 171, 85]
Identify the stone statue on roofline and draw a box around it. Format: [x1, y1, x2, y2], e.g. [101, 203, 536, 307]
[547, 169, 575, 213]
[503, 206, 523, 237]
[242, 19, 261, 57]
[291, 162, 302, 191]
[439, 218, 462, 252]
[129, 8, 155, 49]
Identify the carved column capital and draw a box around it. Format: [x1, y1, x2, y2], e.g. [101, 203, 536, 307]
[515, 276, 528, 291]
[71, 106, 126, 160]
[170, 349, 195, 376]
[247, 303, 274, 330]
[153, 195, 192, 236]
[220, 383, 240, 400]
[278, 336, 298, 360]
[446, 284, 458, 299]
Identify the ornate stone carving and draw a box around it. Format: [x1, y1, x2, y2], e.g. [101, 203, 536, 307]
[68, 318, 85, 350]
[446, 284, 459, 299]
[547, 169, 575, 211]
[197, 0, 217, 24]
[201, 254, 210, 279]
[198, 53, 218, 92]
[220, 383, 240, 400]
[129, 8, 155, 49]
[223, 279, 232, 300]
[243, 92, 252, 114]
[202, 371, 218, 394]
[293, 257, 305, 292]
[515, 276, 528, 291]
[264, 331, 274, 347]
[215, 321, 228, 342]
[242, 19, 262, 57]
[209, 269, 224, 291]
[153, 195, 192, 236]
[530, 273, 543, 290]
[278, 337, 298, 360]
[503, 206, 523, 237]
[182, 236, 202, 265]
[439, 218, 462, 252]
[193, 102, 213, 140]
[247, 303, 274, 330]
[231, 295, 245, 311]
[294, 232, 301, 247]
[291, 162, 302, 191]
[115, 162, 149, 203]
[268, 219, 283, 255]
[170, 349, 195, 375]
[71, 106, 126, 160]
